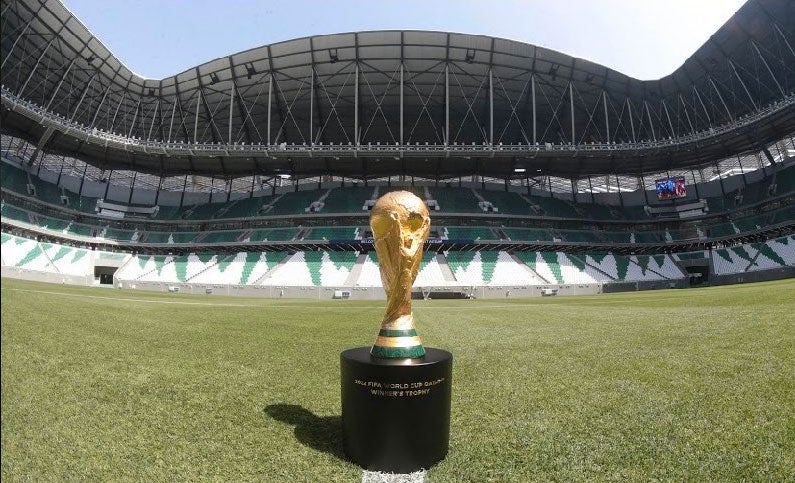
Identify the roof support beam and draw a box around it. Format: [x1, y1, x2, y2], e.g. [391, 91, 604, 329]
[644, 100, 656, 141]
[678, 93, 695, 134]
[68, 73, 96, 121]
[172, 79, 192, 142]
[708, 76, 733, 122]
[147, 96, 161, 141]
[692, 85, 711, 125]
[308, 37, 330, 174]
[751, 40, 785, 97]
[444, 63, 449, 146]
[87, 61, 121, 128]
[108, 87, 127, 135]
[228, 81, 234, 144]
[17, 34, 57, 97]
[2, 16, 35, 69]
[354, 62, 359, 146]
[661, 99, 675, 138]
[602, 91, 609, 143]
[773, 23, 795, 60]
[194, 90, 200, 143]
[45, 56, 79, 110]
[728, 60, 757, 110]
[532, 74, 536, 144]
[126, 85, 144, 138]
[267, 72, 272, 145]
[626, 98, 636, 143]
[400, 62, 404, 145]
[569, 82, 575, 144]
[227, 56, 255, 144]
[489, 67, 494, 146]
[167, 92, 177, 141]
[266, 45, 289, 146]
[195, 67, 222, 143]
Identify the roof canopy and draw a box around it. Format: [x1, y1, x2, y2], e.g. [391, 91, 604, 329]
[1, 0, 794, 178]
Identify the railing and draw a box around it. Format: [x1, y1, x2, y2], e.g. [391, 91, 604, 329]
[2, 85, 793, 158]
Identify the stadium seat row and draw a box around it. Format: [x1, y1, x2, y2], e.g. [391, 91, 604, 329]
[6, 231, 792, 287]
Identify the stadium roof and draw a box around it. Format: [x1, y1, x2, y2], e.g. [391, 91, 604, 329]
[1, 0, 794, 179]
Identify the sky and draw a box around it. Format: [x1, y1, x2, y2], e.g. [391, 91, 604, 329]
[62, 0, 746, 81]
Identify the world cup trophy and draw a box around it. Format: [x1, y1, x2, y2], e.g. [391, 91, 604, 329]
[369, 191, 430, 358]
[340, 190, 451, 472]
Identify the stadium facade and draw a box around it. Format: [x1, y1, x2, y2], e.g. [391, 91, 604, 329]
[1, 0, 794, 298]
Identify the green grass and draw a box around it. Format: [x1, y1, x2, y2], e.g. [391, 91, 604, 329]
[2, 277, 794, 481]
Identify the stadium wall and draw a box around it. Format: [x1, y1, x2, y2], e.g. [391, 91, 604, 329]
[1, 266, 93, 286]
[111, 281, 605, 299]
[707, 266, 795, 286]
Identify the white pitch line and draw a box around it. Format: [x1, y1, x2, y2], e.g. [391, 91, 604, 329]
[361, 470, 426, 483]
[4, 287, 584, 311]
[4, 288, 258, 307]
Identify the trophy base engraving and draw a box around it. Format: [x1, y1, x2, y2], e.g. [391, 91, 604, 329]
[340, 347, 453, 473]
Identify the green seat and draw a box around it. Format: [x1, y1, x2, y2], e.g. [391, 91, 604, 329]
[38, 216, 69, 231]
[266, 190, 322, 216]
[476, 190, 533, 215]
[533, 197, 580, 218]
[144, 232, 170, 243]
[446, 227, 495, 240]
[305, 227, 357, 240]
[103, 228, 136, 241]
[202, 231, 244, 243]
[66, 223, 94, 237]
[429, 187, 480, 213]
[320, 187, 373, 213]
[0, 161, 31, 193]
[248, 228, 298, 242]
[503, 228, 554, 242]
[1, 203, 31, 223]
[558, 230, 600, 243]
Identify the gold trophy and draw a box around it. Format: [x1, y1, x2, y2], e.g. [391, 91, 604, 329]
[369, 191, 431, 358]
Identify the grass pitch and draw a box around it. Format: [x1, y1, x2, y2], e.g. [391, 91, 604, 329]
[2, 277, 794, 481]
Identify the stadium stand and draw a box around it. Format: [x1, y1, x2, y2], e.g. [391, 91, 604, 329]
[2, 0, 794, 297]
[4, 230, 794, 290]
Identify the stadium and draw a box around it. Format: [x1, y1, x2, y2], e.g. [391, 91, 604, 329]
[1, 0, 794, 480]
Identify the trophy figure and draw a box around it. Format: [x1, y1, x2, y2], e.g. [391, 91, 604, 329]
[369, 191, 430, 358]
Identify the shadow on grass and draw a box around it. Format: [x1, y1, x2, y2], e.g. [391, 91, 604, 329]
[264, 404, 345, 460]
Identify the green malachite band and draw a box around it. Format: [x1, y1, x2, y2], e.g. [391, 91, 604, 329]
[378, 328, 418, 337]
[371, 344, 426, 359]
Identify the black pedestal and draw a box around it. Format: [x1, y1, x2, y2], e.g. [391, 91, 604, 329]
[340, 347, 453, 473]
